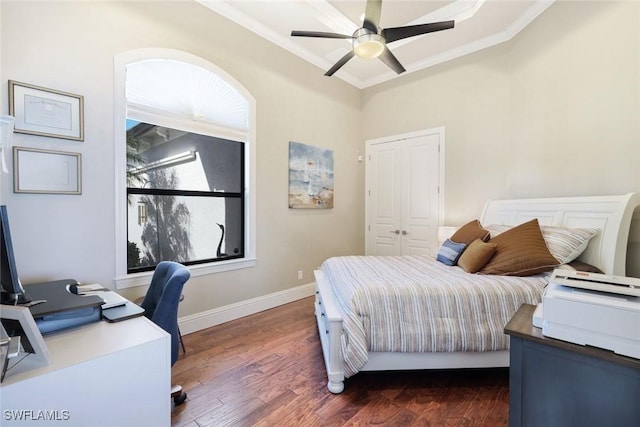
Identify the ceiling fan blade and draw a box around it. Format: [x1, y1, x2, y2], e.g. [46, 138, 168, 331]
[325, 51, 355, 76]
[291, 30, 352, 39]
[379, 47, 406, 74]
[382, 20, 455, 44]
[363, 0, 382, 33]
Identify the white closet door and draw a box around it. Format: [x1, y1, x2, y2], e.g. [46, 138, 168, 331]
[366, 128, 442, 256]
[400, 134, 440, 256]
[368, 141, 403, 255]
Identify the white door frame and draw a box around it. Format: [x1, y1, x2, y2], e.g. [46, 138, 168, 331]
[364, 127, 445, 255]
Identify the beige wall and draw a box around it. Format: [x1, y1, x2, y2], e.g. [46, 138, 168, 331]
[1, 0, 639, 324]
[0, 1, 365, 315]
[362, 1, 640, 276]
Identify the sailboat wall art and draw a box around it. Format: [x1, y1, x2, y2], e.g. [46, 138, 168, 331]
[288, 141, 334, 209]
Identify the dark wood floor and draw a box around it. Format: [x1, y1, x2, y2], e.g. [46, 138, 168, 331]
[171, 297, 509, 426]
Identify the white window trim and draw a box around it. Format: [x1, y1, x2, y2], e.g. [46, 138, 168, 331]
[113, 48, 256, 289]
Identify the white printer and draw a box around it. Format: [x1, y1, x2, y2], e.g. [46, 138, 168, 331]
[540, 269, 640, 359]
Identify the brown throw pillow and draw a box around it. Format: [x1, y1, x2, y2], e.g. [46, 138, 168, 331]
[450, 220, 490, 246]
[479, 219, 559, 277]
[458, 239, 497, 273]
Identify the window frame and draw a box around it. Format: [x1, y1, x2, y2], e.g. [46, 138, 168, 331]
[114, 49, 256, 289]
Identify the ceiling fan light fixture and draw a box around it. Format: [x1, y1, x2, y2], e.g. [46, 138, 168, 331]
[291, 0, 455, 76]
[353, 33, 385, 60]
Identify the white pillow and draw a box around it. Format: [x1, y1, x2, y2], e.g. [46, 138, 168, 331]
[540, 226, 599, 264]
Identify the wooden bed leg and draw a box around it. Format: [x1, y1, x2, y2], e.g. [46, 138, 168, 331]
[328, 379, 344, 394]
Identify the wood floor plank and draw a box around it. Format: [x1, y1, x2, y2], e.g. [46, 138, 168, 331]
[252, 405, 326, 427]
[171, 297, 510, 426]
[194, 393, 266, 427]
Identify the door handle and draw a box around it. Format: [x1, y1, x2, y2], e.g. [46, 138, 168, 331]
[401, 230, 409, 235]
[390, 230, 400, 234]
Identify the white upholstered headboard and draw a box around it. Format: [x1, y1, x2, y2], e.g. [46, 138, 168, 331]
[480, 193, 640, 276]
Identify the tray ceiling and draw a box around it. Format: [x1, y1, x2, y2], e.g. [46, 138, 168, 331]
[197, 0, 555, 89]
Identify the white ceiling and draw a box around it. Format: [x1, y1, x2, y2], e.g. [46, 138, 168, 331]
[197, 0, 555, 89]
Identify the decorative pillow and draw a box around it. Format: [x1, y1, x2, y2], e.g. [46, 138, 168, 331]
[541, 226, 599, 264]
[479, 219, 559, 277]
[458, 239, 497, 273]
[449, 220, 490, 246]
[436, 239, 467, 266]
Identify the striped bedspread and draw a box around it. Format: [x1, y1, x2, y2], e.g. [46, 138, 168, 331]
[320, 255, 549, 377]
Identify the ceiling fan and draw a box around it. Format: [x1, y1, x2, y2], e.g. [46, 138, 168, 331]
[291, 0, 455, 76]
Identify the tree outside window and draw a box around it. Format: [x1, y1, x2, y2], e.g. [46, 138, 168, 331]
[126, 122, 244, 273]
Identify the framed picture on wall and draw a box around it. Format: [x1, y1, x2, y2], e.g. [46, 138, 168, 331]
[13, 146, 82, 195]
[8, 80, 84, 141]
[288, 141, 334, 209]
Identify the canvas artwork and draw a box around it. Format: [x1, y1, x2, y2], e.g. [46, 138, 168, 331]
[288, 141, 334, 209]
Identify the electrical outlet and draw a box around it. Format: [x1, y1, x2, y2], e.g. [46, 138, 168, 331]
[297, 270, 303, 280]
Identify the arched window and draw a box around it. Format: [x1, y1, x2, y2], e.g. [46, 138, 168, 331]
[114, 49, 256, 288]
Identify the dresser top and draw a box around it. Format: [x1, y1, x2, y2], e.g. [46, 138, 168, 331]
[505, 304, 640, 370]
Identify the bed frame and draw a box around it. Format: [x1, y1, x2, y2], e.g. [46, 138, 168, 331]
[314, 193, 640, 393]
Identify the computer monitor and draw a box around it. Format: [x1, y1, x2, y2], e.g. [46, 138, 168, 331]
[1, 205, 31, 304]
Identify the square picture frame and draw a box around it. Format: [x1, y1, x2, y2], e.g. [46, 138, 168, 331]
[13, 146, 82, 195]
[9, 80, 84, 141]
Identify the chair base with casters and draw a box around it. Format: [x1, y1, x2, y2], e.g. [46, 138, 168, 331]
[171, 385, 187, 406]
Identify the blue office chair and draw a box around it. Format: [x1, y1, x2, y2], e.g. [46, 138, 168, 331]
[140, 261, 190, 406]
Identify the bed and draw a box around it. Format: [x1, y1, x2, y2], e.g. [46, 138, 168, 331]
[314, 193, 640, 393]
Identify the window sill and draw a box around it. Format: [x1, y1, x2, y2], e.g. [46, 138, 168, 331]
[114, 257, 257, 290]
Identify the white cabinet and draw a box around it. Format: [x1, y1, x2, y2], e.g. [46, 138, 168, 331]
[365, 128, 443, 256]
[0, 317, 170, 427]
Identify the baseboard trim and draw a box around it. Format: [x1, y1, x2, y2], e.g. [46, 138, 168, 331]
[178, 282, 316, 335]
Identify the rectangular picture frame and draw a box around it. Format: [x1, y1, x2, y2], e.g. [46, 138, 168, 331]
[13, 146, 82, 195]
[288, 141, 334, 209]
[9, 80, 84, 141]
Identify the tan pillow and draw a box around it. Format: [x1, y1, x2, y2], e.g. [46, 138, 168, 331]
[479, 219, 559, 277]
[458, 239, 497, 273]
[450, 220, 490, 246]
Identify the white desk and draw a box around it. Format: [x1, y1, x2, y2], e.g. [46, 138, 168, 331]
[0, 316, 170, 427]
